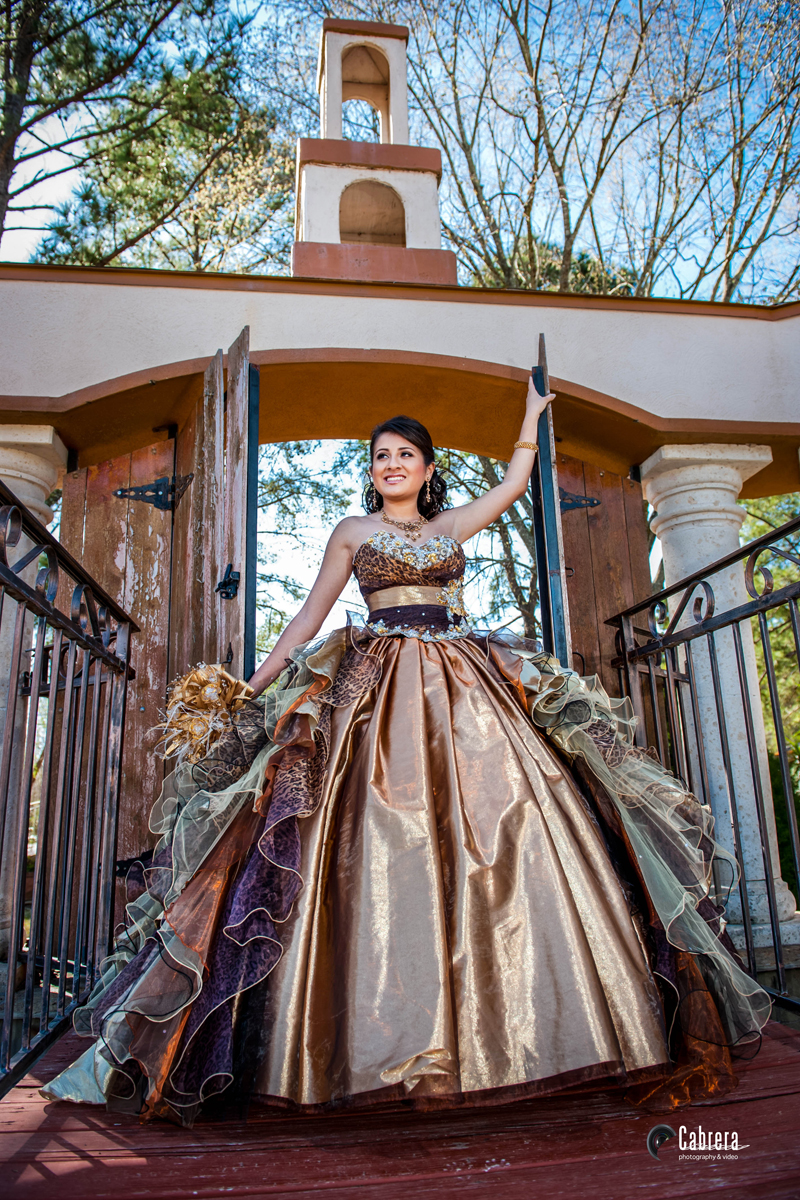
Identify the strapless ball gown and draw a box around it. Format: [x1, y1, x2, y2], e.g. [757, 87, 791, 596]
[42, 530, 772, 1124]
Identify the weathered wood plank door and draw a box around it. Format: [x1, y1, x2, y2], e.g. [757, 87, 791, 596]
[557, 452, 652, 692]
[60, 440, 174, 918]
[169, 325, 259, 682]
[168, 349, 223, 677]
[58, 326, 259, 915]
[220, 327, 259, 679]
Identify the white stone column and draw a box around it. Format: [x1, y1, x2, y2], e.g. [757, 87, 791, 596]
[640, 444, 797, 948]
[0, 426, 67, 960]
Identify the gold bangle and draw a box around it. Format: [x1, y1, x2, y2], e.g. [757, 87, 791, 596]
[514, 440, 538, 451]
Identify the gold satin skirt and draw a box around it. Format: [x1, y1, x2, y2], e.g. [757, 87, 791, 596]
[254, 633, 671, 1107]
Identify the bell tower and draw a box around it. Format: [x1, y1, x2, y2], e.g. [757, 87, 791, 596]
[292, 18, 458, 286]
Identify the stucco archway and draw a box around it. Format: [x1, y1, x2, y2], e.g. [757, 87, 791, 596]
[21, 345, 797, 497]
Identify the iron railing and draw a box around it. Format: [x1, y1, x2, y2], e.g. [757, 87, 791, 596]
[607, 515, 800, 1017]
[0, 480, 136, 1096]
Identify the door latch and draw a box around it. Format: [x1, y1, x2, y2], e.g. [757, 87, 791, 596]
[215, 563, 240, 599]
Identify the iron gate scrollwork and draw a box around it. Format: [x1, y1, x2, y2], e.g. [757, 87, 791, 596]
[0, 480, 137, 1096]
[607, 514, 800, 1014]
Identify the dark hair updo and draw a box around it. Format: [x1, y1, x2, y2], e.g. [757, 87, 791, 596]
[363, 414, 449, 519]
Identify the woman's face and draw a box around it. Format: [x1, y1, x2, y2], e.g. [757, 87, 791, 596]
[371, 433, 431, 507]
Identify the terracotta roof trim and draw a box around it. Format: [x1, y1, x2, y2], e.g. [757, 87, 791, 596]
[322, 18, 409, 40]
[297, 138, 442, 179]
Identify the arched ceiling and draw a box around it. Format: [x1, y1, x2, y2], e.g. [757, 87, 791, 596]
[3, 346, 796, 497]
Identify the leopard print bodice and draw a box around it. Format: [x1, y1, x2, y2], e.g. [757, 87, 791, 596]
[352, 530, 469, 643]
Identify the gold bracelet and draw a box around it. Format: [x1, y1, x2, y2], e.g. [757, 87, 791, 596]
[514, 440, 538, 451]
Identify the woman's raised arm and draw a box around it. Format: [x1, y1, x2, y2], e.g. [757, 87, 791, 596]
[448, 377, 554, 544]
[247, 520, 356, 698]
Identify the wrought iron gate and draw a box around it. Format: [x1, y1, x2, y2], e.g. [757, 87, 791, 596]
[608, 514, 800, 1017]
[0, 480, 136, 1096]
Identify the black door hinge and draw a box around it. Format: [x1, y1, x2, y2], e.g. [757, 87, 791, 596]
[215, 563, 240, 599]
[113, 473, 193, 512]
[559, 488, 601, 513]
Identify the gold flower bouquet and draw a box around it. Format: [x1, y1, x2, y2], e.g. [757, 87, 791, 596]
[154, 662, 254, 767]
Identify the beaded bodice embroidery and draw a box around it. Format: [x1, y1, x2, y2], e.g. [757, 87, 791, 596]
[352, 530, 469, 642]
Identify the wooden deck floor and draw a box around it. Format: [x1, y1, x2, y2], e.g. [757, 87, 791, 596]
[3, 1020, 800, 1200]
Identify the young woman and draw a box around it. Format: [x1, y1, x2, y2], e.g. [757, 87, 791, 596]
[43, 380, 771, 1124]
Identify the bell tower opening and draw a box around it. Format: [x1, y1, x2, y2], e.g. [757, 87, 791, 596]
[342, 98, 381, 142]
[339, 180, 406, 246]
[341, 43, 390, 142]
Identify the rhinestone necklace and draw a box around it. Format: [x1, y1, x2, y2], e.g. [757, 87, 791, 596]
[380, 511, 429, 542]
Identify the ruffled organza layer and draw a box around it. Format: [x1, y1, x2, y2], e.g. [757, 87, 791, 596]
[41, 619, 772, 1122]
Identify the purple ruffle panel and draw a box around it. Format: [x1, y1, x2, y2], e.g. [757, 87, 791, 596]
[99, 741, 320, 1110]
[165, 745, 321, 1105]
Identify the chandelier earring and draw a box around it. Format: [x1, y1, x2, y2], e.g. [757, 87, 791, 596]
[425, 474, 432, 506]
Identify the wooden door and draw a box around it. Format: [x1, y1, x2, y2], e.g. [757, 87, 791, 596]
[60, 441, 174, 916]
[169, 325, 259, 681]
[557, 452, 652, 693]
[58, 325, 259, 917]
[219, 327, 259, 679]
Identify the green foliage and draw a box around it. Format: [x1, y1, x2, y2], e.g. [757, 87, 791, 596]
[768, 751, 800, 908]
[741, 493, 800, 546]
[39, 107, 295, 270]
[741, 495, 800, 769]
[2, 0, 294, 267]
[741, 495, 800, 911]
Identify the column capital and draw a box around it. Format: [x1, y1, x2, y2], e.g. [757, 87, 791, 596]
[0, 424, 68, 525]
[640, 442, 773, 488]
[639, 443, 772, 559]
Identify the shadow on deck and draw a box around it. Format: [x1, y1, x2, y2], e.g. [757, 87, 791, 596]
[2, 1021, 800, 1199]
